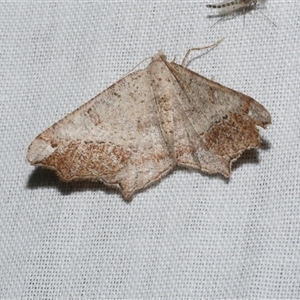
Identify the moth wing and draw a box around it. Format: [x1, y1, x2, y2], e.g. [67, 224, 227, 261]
[27, 69, 174, 199]
[168, 61, 271, 176]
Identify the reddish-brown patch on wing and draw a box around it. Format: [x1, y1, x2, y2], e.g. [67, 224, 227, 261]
[139, 152, 173, 165]
[204, 113, 260, 159]
[41, 141, 131, 180]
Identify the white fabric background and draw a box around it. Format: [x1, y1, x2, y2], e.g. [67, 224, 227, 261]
[1, 1, 299, 298]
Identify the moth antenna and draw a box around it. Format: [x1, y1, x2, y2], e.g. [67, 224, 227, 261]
[181, 38, 225, 67]
[123, 55, 152, 78]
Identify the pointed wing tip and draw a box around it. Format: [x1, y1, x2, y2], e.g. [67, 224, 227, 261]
[248, 99, 271, 128]
[26, 138, 56, 165]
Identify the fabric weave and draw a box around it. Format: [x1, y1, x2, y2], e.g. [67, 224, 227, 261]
[1, 1, 299, 298]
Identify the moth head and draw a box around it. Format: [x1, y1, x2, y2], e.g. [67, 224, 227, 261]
[152, 50, 167, 62]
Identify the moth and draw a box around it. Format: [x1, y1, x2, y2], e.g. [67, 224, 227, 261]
[27, 47, 271, 199]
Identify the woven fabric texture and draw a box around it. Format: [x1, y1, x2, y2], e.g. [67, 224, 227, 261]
[1, 1, 299, 298]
